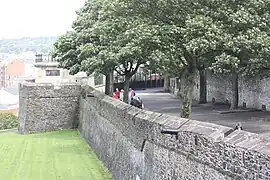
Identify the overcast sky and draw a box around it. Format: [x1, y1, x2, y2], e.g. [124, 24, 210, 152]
[0, 0, 86, 39]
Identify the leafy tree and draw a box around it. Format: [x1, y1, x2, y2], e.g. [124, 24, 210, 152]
[209, 0, 270, 109]
[117, 0, 270, 116]
[150, 50, 184, 92]
[73, 0, 117, 95]
[53, 0, 160, 99]
[118, 0, 224, 117]
[52, 31, 81, 75]
[87, 0, 162, 102]
[52, 0, 115, 95]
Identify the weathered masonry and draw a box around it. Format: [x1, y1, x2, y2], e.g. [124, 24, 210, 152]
[19, 82, 81, 134]
[19, 82, 270, 180]
[170, 72, 270, 111]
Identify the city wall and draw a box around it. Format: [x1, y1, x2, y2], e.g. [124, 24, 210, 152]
[207, 73, 270, 111]
[170, 72, 270, 111]
[19, 83, 270, 180]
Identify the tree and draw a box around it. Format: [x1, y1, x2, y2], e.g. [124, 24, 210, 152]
[209, 0, 270, 109]
[119, 0, 224, 117]
[53, 0, 160, 100]
[52, 0, 115, 95]
[118, 0, 270, 116]
[89, 0, 162, 102]
[72, 0, 116, 95]
[52, 31, 81, 75]
[150, 50, 184, 92]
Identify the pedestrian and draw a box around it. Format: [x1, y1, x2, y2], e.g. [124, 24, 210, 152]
[113, 92, 119, 100]
[130, 95, 144, 109]
[120, 89, 124, 101]
[115, 88, 120, 99]
[129, 88, 136, 100]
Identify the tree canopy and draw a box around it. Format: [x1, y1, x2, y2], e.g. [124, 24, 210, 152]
[52, 0, 270, 118]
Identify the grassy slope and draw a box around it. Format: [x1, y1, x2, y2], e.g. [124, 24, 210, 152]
[0, 130, 112, 180]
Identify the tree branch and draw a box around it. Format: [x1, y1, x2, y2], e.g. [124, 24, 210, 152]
[130, 61, 141, 76]
[114, 68, 125, 76]
[128, 61, 133, 72]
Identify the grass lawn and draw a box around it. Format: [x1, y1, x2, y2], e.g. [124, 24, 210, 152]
[0, 130, 112, 180]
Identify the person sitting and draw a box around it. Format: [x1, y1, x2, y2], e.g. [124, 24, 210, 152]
[115, 88, 120, 99]
[129, 88, 136, 100]
[130, 96, 144, 109]
[113, 92, 119, 100]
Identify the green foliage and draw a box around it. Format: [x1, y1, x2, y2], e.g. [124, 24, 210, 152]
[52, 0, 270, 116]
[0, 113, 19, 130]
[208, 0, 270, 78]
[52, 31, 81, 75]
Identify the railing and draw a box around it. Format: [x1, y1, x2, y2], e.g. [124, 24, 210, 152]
[35, 54, 54, 63]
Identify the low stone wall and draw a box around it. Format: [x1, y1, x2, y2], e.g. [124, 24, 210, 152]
[79, 86, 270, 180]
[207, 73, 270, 110]
[19, 82, 81, 134]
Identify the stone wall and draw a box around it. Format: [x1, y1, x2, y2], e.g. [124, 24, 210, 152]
[207, 72, 270, 111]
[19, 83, 270, 179]
[169, 71, 270, 111]
[79, 86, 270, 180]
[19, 82, 81, 134]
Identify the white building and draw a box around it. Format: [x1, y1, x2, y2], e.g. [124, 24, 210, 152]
[32, 55, 106, 92]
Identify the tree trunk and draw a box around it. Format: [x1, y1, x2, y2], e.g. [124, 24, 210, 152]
[123, 76, 131, 103]
[199, 69, 207, 104]
[230, 71, 239, 109]
[105, 72, 114, 96]
[163, 73, 170, 92]
[177, 77, 181, 97]
[180, 69, 196, 118]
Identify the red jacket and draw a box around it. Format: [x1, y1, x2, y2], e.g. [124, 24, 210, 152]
[113, 93, 119, 99]
[116, 90, 120, 98]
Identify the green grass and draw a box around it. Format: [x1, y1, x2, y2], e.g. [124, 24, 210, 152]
[0, 130, 112, 180]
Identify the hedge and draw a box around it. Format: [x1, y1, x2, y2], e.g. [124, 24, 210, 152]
[0, 113, 19, 130]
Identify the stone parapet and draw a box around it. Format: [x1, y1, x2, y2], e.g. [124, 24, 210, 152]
[79, 85, 270, 180]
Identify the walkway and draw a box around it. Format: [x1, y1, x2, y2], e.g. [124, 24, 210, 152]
[137, 88, 270, 137]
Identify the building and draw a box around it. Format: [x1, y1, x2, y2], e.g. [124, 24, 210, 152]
[33, 54, 106, 92]
[6, 59, 25, 77]
[0, 58, 26, 88]
[33, 54, 71, 83]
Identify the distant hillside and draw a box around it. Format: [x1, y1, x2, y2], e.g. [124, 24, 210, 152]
[0, 36, 58, 54]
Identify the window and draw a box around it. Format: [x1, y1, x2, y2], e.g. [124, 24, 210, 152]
[45, 70, 60, 76]
[94, 73, 104, 85]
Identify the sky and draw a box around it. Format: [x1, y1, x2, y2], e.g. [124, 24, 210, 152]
[0, 0, 86, 39]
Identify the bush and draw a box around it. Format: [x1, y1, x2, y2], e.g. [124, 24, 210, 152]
[0, 113, 19, 130]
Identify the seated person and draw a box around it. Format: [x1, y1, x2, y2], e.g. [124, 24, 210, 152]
[130, 96, 144, 109]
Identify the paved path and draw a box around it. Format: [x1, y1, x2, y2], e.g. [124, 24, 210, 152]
[136, 88, 270, 137]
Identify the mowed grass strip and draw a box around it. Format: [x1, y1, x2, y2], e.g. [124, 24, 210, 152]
[0, 130, 112, 180]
